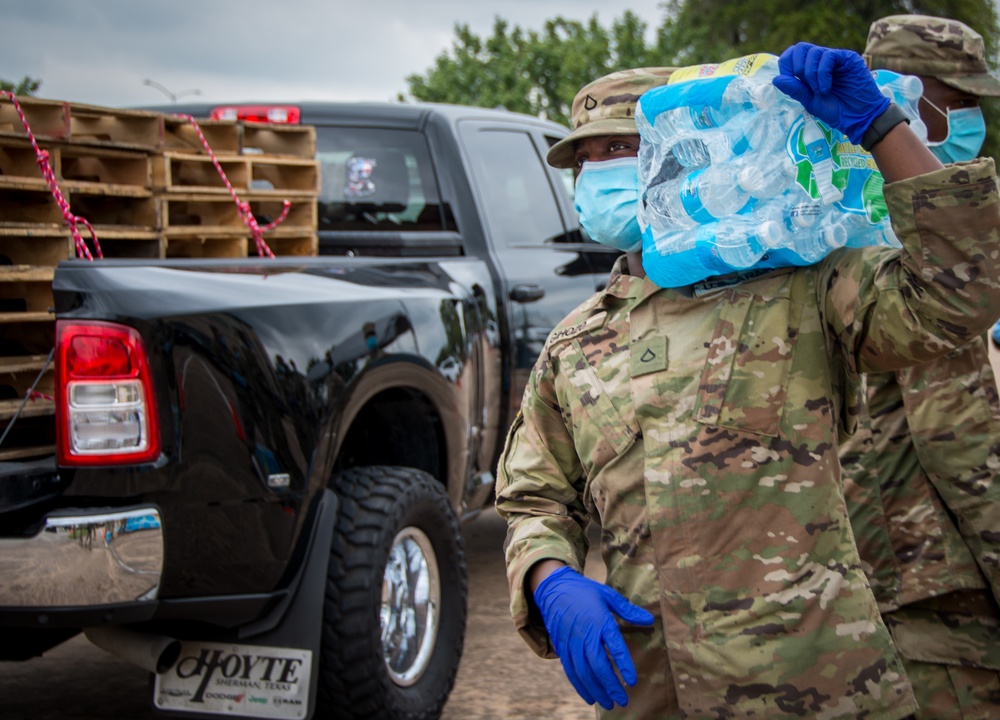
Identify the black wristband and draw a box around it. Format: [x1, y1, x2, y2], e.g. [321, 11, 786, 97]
[860, 104, 909, 152]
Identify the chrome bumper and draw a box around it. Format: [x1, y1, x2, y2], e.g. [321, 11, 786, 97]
[0, 507, 163, 607]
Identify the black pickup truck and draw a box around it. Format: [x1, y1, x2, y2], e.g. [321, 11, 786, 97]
[0, 101, 618, 719]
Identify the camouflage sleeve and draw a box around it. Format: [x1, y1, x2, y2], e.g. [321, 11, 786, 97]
[897, 339, 1000, 605]
[494, 353, 590, 658]
[820, 159, 1000, 374]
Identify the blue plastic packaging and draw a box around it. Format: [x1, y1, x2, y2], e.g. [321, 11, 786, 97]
[636, 54, 919, 288]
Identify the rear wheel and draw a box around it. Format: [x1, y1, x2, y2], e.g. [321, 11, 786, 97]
[317, 466, 467, 719]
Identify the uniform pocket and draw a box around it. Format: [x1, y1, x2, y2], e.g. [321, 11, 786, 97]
[553, 339, 639, 474]
[696, 291, 801, 438]
[889, 608, 1000, 671]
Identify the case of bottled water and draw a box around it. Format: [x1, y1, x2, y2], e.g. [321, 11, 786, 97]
[636, 54, 923, 288]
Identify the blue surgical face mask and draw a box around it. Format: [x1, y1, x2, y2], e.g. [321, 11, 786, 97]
[924, 97, 986, 163]
[574, 157, 642, 252]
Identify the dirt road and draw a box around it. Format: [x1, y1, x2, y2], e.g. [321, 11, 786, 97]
[0, 510, 600, 720]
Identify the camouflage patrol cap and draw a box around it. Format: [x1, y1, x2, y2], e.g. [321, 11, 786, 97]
[546, 67, 676, 169]
[863, 14, 1000, 97]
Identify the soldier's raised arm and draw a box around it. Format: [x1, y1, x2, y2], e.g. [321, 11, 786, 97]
[774, 43, 1000, 372]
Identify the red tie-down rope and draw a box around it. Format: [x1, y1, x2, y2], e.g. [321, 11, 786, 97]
[0, 91, 101, 260]
[172, 113, 292, 258]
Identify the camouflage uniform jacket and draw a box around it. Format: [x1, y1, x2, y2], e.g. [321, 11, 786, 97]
[840, 338, 1000, 674]
[496, 159, 1000, 720]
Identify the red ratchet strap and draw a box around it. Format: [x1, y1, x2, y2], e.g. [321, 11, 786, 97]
[1, 91, 101, 260]
[172, 113, 290, 258]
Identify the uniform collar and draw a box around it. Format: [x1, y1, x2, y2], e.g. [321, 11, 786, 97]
[604, 255, 657, 301]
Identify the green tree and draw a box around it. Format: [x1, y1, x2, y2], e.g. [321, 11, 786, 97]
[657, 0, 1000, 158]
[404, 12, 662, 126]
[0, 76, 41, 96]
[405, 19, 536, 116]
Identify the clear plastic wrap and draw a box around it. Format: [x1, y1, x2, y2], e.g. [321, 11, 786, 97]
[636, 54, 920, 288]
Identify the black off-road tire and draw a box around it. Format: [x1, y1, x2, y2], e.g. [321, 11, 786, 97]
[316, 466, 467, 720]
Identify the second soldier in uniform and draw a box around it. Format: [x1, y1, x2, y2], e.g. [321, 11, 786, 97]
[838, 15, 1000, 720]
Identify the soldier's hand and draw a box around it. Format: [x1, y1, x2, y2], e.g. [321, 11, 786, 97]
[533, 566, 654, 709]
[773, 42, 891, 145]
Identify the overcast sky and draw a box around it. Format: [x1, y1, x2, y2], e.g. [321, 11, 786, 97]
[1, 0, 666, 110]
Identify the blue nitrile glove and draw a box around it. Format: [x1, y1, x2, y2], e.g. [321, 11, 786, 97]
[533, 565, 654, 710]
[773, 42, 891, 145]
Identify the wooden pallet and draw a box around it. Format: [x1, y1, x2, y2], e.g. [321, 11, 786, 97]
[0, 228, 73, 266]
[162, 115, 239, 155]
[248, 193, 318, 233]
[166, 234, 250, 259]
[1, 137, 153, 195]
[0, 227, 163, 263]
[249, 156, 320, 194]
[0, 414, 56, 461]
[0, 356, 54, 406]
[0, 321, 55, 452]
[0, 97, 163, 151]
[0, 136, 158, 242]
[0, 265, 54, 317]
[70, 191, 159, 230]
[265, 234, 319, 257]
[153, 152, 320, 196]
[242, 122, 315, 158]
[165, 232, 319, 259]
[0, 96, 68, 142]
[61, 145, 152, 191]
[66, 103, 162, 152]
[0, 140, 48, 186]
[97, 230, 166, 259]
[0, 102, 324, 463]
[161, 194, 245, 235]
[153, 152, 250, 193]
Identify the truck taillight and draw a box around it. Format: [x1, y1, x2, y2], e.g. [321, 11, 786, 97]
[209, 105, 301, 124]
[56, 321, 161, 466]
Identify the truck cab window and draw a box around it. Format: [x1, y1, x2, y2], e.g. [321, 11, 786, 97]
[464, 130, 567, 248]
[315, 127, 455, 232]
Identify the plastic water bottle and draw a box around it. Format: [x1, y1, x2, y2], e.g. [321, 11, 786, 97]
[783, 203, 823, 233]
[694, 223, 760, 273]
[891, 73, 923, 104]
[838, 211, 901, 249]
[637, 104, 729, 169]
[874, 70, 928, 143]
[644, 181, 696, 229]
[722, 76, 780, 113]
[645, 165, 754, 229]
[754, 201, 849, 264]
[670, 137, 716, 167]
[794, 220, 849, 263]
[737, 152, 798, 200]
[677, 165, 755, 222]
[695, 219, 780, 272]
[637, 53, 901, 285]
[802, 119, 843, 204]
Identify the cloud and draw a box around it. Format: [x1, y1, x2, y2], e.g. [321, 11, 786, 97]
[1, 0, 665, 107]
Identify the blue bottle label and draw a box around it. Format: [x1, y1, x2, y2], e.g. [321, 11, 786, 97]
[805, 138, 830, 163]
[678, 169, 717, 225]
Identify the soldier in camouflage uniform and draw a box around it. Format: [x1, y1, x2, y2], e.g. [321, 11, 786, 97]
[836, 16, 1000, 719]
[862, 15, 1000, 159]
[496, 47, 1000, 719]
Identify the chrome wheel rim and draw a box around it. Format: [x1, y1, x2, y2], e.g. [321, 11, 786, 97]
[381, 526, 440, 686]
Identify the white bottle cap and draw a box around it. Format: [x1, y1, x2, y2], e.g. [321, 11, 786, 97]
[822, 223, 848, 250]
[757, 220, 784, 248]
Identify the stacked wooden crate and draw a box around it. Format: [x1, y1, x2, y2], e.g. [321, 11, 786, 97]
[159, 114, 319, 258]
[0, 96, 320, 461]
